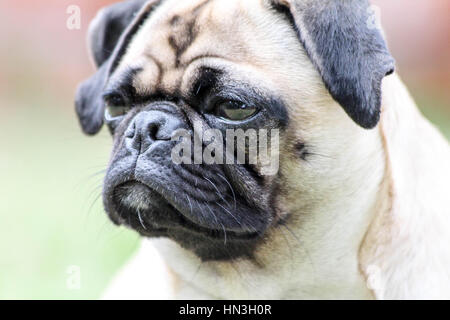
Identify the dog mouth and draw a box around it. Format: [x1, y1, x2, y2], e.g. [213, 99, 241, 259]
[111, 181, 261, 242]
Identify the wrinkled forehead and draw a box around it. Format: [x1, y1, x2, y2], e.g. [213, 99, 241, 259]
[110, 0, 306, 96]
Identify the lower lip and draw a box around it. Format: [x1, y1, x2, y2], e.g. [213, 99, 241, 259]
[112, 181, 261, 241]
[127, 214, 259, 242]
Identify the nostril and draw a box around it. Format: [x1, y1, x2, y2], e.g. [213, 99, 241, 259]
[147, 122, 160, 141]
[151, 119, 173, 141]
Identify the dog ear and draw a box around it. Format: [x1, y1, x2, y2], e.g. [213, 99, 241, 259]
[75, 0, 156, 135]
[271, 0, 395, 129]
[88, 0, 149, 68]
[75, 64, 110, 135]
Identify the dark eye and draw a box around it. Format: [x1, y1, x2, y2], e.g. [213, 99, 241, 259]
[105, 105, 130, 119]
[103, 93, 130, 119]
[215, 101, 257, 121]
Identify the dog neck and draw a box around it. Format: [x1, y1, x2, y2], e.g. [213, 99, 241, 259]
[359, 74, 450, 299]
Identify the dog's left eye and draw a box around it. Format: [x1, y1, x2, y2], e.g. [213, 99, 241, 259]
[215, 101, 257, 121]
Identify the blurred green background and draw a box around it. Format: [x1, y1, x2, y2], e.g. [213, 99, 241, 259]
[0, 0, 449, 299]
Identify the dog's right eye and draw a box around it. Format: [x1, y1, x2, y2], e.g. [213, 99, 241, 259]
[103, 93, 130, 119]
[105, 105, 129, 118]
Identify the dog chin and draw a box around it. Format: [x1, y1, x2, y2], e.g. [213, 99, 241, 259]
[108, 181, 262, 261]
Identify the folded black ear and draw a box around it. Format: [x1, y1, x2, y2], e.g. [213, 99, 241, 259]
[75, 64, 109, 135]
[271, 0, 395, 129]
[88, 0, 149, 68]
[75, 0, 155, 135]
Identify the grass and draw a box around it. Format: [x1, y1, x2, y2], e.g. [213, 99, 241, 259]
[0, 93, 140, 299]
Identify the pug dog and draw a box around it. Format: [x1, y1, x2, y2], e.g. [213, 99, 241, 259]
[75, 0, 450, 299]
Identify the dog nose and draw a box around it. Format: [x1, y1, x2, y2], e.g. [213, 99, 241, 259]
[125, 106, 185, 153]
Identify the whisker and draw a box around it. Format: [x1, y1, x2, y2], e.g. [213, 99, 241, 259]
[73, 168, 106, 193]
[305, 151, 335, 159]
[204, 176, 231, 208]
[215, 202, 252, 233]
[280, 223, 316, 276]
[278, 225, 295, 266]
[203, 176, 249, 233]
[86, 169, 107, 179]
[186, 195, 193, 216]
[222, 223, 227, 245]
[217, 173, 237, 210]
[87, 190, 103, 215]
[137, 209, 147, 230]
[189, 261, 203, 283]
[202, 201, 226, 245]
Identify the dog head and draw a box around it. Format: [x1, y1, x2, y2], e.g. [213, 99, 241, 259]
[75, 0, 394, 261]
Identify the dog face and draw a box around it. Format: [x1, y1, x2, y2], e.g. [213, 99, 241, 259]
[76, 0, 394, 261]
